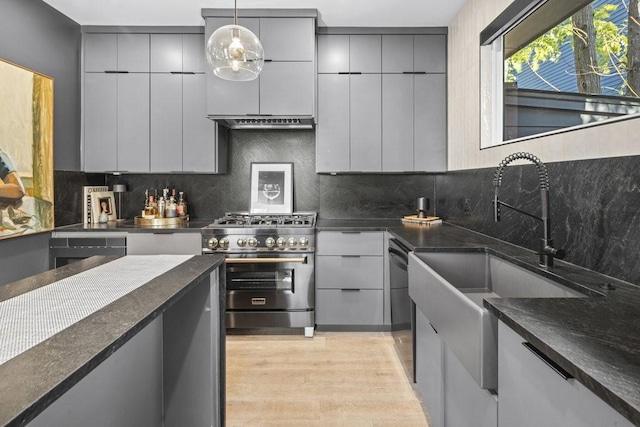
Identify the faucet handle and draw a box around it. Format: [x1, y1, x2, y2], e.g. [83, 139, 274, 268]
[539, 239, 566, 266]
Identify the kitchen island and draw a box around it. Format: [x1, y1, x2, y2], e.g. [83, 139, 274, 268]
[317, 219, 640, 425]
[0, 254, 225, 427]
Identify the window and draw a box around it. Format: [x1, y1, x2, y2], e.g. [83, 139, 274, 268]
[481, 0, 640, 147]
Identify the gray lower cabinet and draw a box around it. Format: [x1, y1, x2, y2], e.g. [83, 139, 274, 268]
[415, 307, 444, 427]
[316, 231, 385, 329]
[498, 321, 633, 427]
[126, 232, 202, 255]
[443, 344, 497, 427]
[84, 72, 150, 172]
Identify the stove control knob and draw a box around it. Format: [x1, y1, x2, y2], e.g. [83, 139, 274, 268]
[276, 237, 286, 248]
[236, 238, 247, 247]
[207, 237, 218, 249]
[265, 237, 276, 248]
[248, 237, 258, 248]
[219, 238, 229, 249]
[287, 237, 297, 247]
[299, 237, 309, 247]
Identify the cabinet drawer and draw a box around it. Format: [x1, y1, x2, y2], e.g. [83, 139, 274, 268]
[317, 231, 384, 256]
[316, 255, 383, 289]
[316, 289, 383, 325]
[127, 233, 201, 255]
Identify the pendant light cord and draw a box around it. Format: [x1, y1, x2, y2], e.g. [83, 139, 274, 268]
[234, 0, 238, 25]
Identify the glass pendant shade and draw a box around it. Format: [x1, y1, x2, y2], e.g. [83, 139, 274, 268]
[206, 24, 264, 81]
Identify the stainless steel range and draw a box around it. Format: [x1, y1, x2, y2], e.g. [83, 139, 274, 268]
[202, 212, 316, 337]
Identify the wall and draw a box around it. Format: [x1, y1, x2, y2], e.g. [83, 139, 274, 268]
[447, 0, 640, 170]
[0, 0, 81, 286]
[106, 130, 436, 220]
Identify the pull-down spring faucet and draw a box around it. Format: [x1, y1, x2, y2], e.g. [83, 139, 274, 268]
[493, 152, 565, 267]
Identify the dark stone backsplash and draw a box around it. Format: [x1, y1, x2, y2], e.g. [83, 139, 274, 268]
[54, 131, 640, 285]
[436, 156, 640, 285]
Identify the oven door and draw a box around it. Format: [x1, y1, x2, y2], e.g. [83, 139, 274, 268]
[225, 253, 314, 311]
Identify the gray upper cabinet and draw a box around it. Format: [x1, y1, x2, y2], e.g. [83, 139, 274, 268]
[414, 74, 446, 171]
[382, 74, 414, 172]
[151, 73, 183, 172]
[382, 35, 413, 73]
[204, 14, 315, 118]
[350, 35, 381, 73]
[85, 33, 149, 72]
[260, 18, 314, 61]
[151, 34, 206, 73]
[350, 74, 382, 171]
[316, 74, 350, 172]
[260, 62, 314, 115]
[414, 35, 446, 73]
[316, 30, 446, 173]
[317, 35, 349, 73]
[84, 30, 225, 174]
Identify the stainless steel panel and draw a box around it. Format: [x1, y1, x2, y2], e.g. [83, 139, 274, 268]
[226, 310, 314, 328]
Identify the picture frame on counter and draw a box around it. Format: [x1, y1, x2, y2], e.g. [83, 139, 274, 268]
[90, 191, 116, 222]
[250, 162, 293, 214]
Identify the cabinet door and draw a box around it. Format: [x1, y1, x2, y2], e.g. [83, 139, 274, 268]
[183, 34, 206, 73]
[150, 74, 182, 172]
[382, 35, 413, 73]
[498, 321, 633, 427]
[150, 34, 183, 72]
[444, 345, 498, 427]
[415, 308, 444, 427]
[84, 73, 117, 172]
[117, 73, 150, 172]
[414, 35, 446, 73]
[316, 74, 349, 172]
[183, 73, 217, 172]
[316, 289, 384, 326]
[205, 17, 260, 116]
[260, 18, 314, 61]
[317, 231, 384, 256]
[317, 34, 349, 73]
[350, 35, 382, 73]
[414, 74, 446, 172]
[316, 256, 384, 290]
[350, 74, 381, 172]
[259, 61, 314, 115]
[84, 34, 117, 72]
[382, 74, 414, 171]
[117, 34, 149, 72]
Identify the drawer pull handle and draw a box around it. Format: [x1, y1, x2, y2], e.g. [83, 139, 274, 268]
[522, 342, 573, 380]
[341, 288, 360, 292]
[251, 298, 266, 305]
[341, 231, 361, 234]
[341, 255, 360, 258]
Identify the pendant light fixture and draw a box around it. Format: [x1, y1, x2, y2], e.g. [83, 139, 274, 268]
[206, 0, 264, 81]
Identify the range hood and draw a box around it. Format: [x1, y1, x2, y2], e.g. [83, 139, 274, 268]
[211, 117, 315, 130]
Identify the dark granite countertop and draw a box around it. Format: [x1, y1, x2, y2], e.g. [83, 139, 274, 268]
[53, 219, 213, 233]
[318, 218, 640, 425]
[0, 254, 225, 426]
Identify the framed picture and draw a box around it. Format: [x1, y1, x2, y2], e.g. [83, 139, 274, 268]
[0, 57, 54, 240]
[90, 191, 116, 222]
[249, 162, 293, 214]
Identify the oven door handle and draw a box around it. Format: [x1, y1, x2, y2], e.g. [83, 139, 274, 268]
[225, 256, 308, 264]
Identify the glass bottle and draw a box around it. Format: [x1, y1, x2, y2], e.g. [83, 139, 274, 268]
[177, 192, 187, 218]
[166, 195, 177, 218]
[144, 195, 157, 218]
[157, 196, 166, 218]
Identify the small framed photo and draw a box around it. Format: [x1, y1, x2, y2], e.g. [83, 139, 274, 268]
[249, 162, 293, 214]
[90, 191, 116, 222]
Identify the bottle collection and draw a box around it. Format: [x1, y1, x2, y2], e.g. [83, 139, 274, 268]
[142, 188, 187, 220]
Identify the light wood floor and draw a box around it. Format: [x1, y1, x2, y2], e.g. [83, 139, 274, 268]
[226, 332, 430, 426]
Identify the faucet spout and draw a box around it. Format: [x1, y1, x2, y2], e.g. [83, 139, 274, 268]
[493, 152, 565, 267]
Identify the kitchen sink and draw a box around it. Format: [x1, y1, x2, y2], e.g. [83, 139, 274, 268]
[408, 251, 586, 390]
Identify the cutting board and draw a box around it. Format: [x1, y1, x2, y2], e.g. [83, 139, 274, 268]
[401, 215, 442, 224]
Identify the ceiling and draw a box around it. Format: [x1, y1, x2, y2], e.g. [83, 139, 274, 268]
[40, 0, 468, 27]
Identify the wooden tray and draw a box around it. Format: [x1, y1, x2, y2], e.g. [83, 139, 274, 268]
[401, 215, 442, 224]
[134, 216, 188, 227]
